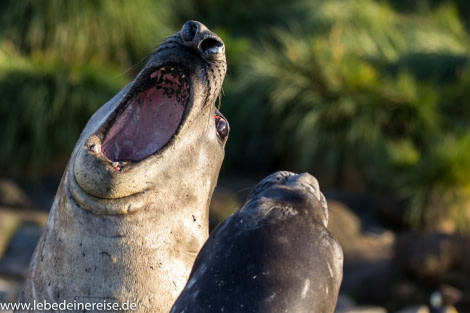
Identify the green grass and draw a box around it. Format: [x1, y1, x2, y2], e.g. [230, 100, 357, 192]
[1, 0, 470, 232]
[0, 51, 128, 177]
[218, 0, 470, 232]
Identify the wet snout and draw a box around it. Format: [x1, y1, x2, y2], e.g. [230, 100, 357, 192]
[180, 20, 225, 60]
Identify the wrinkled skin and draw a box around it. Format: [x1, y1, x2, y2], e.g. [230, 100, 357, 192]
[17, 21, 228, 313]
[171, 171, 344, 313]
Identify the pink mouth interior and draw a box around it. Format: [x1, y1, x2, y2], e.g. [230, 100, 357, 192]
[101, 69, 189, 162]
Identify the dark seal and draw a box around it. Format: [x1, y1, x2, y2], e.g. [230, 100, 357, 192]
[17, 21, 228, 313]
[170, 171, 344, 313]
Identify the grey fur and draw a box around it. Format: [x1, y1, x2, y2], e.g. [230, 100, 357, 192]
[17, 21, 227, 313]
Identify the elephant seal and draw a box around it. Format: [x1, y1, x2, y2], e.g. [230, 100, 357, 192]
[170, 171, 344, 313]
[17, 21, 228, 313]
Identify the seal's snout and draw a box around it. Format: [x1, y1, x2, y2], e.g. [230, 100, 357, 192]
[286, 172, 321, 199]
[180, 20, 225, 59]
[249, 171, 329, 225]
[285, 172, 329, 225]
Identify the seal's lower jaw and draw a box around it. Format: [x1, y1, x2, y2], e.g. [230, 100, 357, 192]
[73, 66, 192, 200]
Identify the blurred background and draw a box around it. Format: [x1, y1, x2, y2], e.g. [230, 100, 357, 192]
[0, 0, 469, 311]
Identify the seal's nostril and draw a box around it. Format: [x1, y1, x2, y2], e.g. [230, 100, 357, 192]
[181, 21, 199, 43]
[200, 37, 224, 55]
[180, 20, 225, 60]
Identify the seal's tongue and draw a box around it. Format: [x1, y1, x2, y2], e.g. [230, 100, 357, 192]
[102, 68, 189, 162]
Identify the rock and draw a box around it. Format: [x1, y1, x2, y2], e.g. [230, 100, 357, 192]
[337, 307, 388, 313]
[327, 199, 362, 238]
[0, 211, 20, 258]
[335, 295, 388, 313]
[0, 179, 35, 210]
[327, 199, 395, 260]
[0, 209, 47, 260]
[335, 293, 357, 312]
[393, 305, 430, 313]
[0, 181, 48, 304]
[327, 199, 397, 307]
[394, 232, 470, 283]
[0, 179, 47, 260]
[326, 191, 406, 231]
[0, 222, 43, 278]
[343, 258, 395, 306]
[0, 276, 23, 305]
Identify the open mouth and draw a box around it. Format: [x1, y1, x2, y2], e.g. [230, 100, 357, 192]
[101, 66, 190, 162]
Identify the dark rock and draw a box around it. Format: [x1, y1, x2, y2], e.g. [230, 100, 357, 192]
[337, 307, 387, 313]
[335, 293, 387, 313]
[327, 199, 395, 260]
[327, 199, 397, 307]
[394, 231, 470, 284]
[342, 258, 395, 306]
[0, 208, 47, 260]
[0, 222, 43, 278]
[0, 179, 35, 210]
[326, 191, 407, 232]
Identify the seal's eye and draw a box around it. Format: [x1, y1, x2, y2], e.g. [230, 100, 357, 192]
[215, 114, 229, 140]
